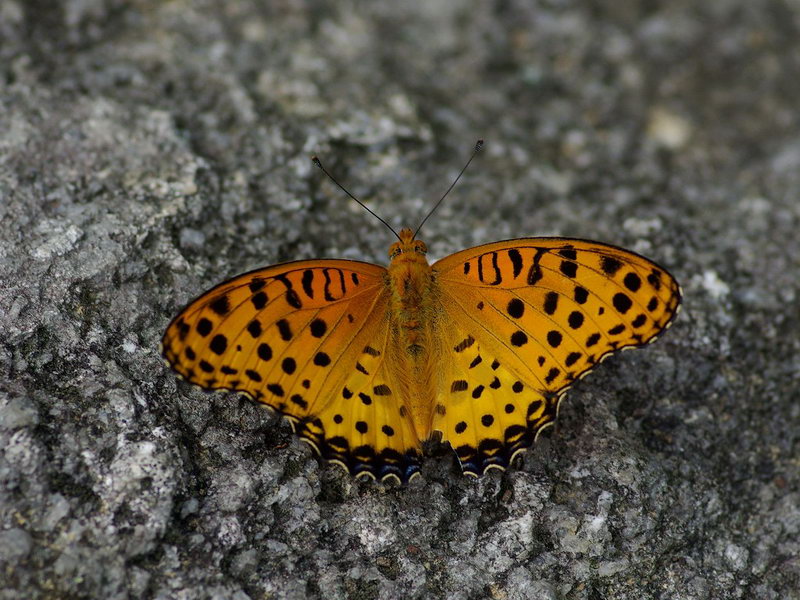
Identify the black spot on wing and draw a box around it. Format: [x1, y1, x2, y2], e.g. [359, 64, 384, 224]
[544, 292, 558, 315]
[310, 319, 327, 338]
[508, 249, 523, 278]
[276, 319, 292, 341]
[257, 343, 272, 361]
[274, 274, 302, 309]
[624, 272, 641, 292]
[451, 380, 469, 392]
[267, 383, 284, 397]
[302, 269, 314, 299]
[547, 330, 562, 348]
[511, 331, 528, 346]
[285, 289, 302, 309]
[209, 295, 230, 315]
[507, 298, 525, 319]
[210, 334, 227, 355]
[568, 311, 584, 329]
[527, 247, 546, 284]
[489, 252, 501, 285]
[247, 319, 262, 338]
[560, 260, 578, 278]
[601, 256, 622, 275]
[176, 319, 190, 341]
[197, 318, 212, 337]
[613, 293, 633, 314]
[251, 291, 267, 310]
[454, 336, 475, 353]
[322, 269, 335, 302]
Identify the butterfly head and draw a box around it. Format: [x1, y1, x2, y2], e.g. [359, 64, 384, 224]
[389, 228, 428, 260]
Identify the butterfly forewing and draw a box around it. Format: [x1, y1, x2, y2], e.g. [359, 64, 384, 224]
[162, 260, 380, 402]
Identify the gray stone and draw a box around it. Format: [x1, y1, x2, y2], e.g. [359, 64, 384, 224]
[0, 528, 32, 562]
[1, 1, 799, 599]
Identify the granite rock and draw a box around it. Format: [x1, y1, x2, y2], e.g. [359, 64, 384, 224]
[1, 1, 798, 598]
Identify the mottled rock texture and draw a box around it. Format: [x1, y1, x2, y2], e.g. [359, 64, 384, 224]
[1, 1, 798, 599]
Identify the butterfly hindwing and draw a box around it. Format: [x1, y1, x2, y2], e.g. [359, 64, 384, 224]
[431, 327, 559, 476]
[298, 325, 423, 482]
[432, 238, 681, 474]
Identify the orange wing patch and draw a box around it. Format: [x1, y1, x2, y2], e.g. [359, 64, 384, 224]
[432, 238, 681, 475]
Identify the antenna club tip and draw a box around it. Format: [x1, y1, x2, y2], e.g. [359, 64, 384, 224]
[475, 139, 484, 150]
[311, 156, 321, 167]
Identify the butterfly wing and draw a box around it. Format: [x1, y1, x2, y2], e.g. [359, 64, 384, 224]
[161, 259, 422, 483]
[430, 238, 682, 475]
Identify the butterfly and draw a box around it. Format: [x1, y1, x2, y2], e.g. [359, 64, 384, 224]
[160, 142, 682, 483]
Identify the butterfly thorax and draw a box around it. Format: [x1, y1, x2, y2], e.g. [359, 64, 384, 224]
[387, 228, 433, 354]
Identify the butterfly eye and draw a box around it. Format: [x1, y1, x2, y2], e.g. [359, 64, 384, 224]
[389, 247, 402, 258]
[414, 242, 427, 254]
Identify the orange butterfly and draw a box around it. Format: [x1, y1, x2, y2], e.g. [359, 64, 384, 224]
[161, 142, 681, 483]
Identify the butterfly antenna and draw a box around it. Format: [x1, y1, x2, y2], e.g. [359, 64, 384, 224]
[413, 139, 484, 239]
[312, 155, 401, 241]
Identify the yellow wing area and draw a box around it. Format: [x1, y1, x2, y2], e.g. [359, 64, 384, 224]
[161, 259, 422, 483]
[431, 238, 681, 476]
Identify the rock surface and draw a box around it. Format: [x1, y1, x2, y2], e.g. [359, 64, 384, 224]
[1, 1, 798, 599]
